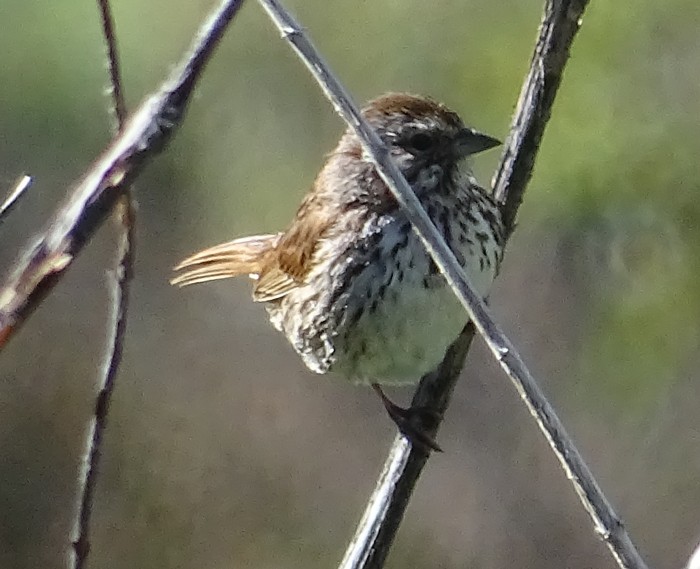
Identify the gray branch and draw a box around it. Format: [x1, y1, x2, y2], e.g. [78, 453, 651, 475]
[256, 1, 649, 568]
[69, 1, 134, 567]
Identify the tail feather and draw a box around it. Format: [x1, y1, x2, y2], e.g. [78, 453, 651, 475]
[171, 234, 280, 287]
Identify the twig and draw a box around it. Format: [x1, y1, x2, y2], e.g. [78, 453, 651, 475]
[0, 0, 247, 350]
[256, 1, 649, 569]
[492, 0, 586, 231]
[69, 1, 133, 568]
[97, 0, 127, 130]
[0, 175, 32, 225]
[70, 203, 134, 569]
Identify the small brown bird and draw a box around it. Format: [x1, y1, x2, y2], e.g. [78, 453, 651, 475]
[173, 93, 504, 451]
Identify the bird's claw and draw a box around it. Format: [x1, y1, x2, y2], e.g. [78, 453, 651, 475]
[372, 384, 443, 453]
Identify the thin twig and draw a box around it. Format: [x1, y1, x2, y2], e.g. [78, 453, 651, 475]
[0, 175, 32, 225]
[69, 1, 133, 568]
[97, 0, 127, 129]
[70, 203, 134, 568]
[0, 0, 247, 350]
[492, 0, 585, 231]
[256, 1, 649, 569]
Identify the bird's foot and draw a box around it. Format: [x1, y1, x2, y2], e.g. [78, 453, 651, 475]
[371, 384, 443, 453]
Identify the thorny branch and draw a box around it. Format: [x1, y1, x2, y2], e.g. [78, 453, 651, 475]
[69, 1, 134, 568]
[0, 0, 247, 349]
[256, 1, 649, 569]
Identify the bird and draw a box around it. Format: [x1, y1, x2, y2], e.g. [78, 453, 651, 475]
[172, 93, 505, 451]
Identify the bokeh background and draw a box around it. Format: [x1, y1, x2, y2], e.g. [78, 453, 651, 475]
[0, 0, 699, 568]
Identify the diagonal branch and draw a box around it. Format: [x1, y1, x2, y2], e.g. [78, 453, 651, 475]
[492, 0, 587, 230]
[0, 0, 247, 350]
[97, 0, 127, 129]
[69, 1, 134, 568]
[256, 1, 649, 569]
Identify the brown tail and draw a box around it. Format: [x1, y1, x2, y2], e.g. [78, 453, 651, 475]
[171, 234, 281, 287]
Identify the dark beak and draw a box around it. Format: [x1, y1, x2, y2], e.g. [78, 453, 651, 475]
[455, 127, 501, 157]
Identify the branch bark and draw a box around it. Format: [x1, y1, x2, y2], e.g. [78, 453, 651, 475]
[69, 1, 134, 567]
[256, 1, 649, 569]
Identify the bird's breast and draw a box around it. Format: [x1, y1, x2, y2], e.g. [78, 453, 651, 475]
[267, 189, 503, 384]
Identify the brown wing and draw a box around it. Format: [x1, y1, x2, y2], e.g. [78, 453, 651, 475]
[253, 191, 333, 303]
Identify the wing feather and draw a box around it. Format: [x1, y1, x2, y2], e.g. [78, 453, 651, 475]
[252, 191, 333, 302]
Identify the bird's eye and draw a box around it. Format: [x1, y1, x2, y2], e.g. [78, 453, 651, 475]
[407, 132, 434, 152]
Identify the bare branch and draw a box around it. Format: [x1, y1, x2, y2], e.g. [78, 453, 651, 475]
[97, 0, 127, 129]
[69, 1, 134, 567]
[256, 1, 649, 569]
[0, 175, 32, 225]
[492, 0, 588, 232]
[70, 201, 134, 569]
[0, 0, 247, 350]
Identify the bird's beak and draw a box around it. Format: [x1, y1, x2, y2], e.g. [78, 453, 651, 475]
[455, 127, 501, 157]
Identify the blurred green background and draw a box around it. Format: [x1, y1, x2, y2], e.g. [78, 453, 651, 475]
[0, 0, 699, 567]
